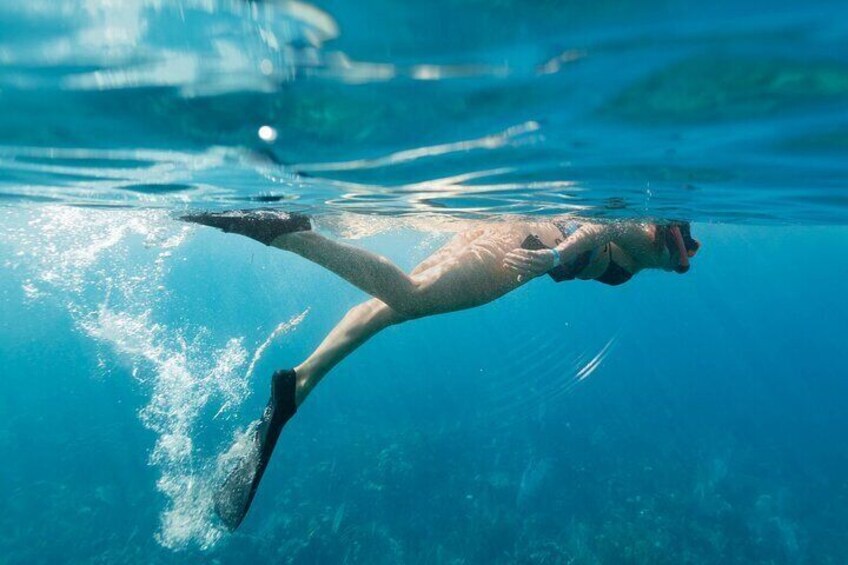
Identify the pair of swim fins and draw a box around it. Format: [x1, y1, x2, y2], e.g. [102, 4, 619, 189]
[180, 210, 308, 530]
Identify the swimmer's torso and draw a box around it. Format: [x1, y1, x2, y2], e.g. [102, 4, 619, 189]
[411, 218, 635, 311]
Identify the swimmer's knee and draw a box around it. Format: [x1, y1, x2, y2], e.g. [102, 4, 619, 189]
[356, 298, 409, 326]
[380, 299, 419, 320]
[388, 286, 439, 320]
[378, 278, 426, 319]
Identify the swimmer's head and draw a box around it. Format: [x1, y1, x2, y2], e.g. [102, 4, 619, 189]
[660, 221, 700, 273]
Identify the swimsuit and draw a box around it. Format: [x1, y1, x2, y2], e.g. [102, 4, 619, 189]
[551, 221, 633, 286]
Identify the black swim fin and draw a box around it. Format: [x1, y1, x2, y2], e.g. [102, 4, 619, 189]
[213, 369, 298, 531]
[180, 209, 311, 246]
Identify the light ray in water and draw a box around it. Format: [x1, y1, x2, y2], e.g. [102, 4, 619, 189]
[292, 121, 541, 173]
[575, 336, 616, 382]
[545, 335, 617, 405]
[483, 334, 618, 428]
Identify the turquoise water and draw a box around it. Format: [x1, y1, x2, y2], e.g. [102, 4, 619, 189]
[1, 1, 847, 563]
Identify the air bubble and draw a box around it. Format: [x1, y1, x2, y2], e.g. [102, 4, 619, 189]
[258, 125, 278, 143]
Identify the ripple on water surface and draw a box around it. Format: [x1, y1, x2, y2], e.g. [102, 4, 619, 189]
[0, 1, 847, 223]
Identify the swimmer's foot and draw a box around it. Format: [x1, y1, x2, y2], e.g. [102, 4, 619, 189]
[180, 209, 311, 246]
[213, 369, 298, 531]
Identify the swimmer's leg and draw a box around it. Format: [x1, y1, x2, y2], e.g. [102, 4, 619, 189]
[215, 247, 505, 529]
[213, 299, 402, 530]
[294, 298, 404, 404]
[292, 243, 507, 404]
[273, 231, 426, 317]
[183, 209, 480, 317]
[182, 209, 418, 310]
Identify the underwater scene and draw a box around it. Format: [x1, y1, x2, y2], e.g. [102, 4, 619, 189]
[1, 0, 847, 563]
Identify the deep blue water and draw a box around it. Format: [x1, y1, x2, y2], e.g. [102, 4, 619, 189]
[1, 1, 848, 563]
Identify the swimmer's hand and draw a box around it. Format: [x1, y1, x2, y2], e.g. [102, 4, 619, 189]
[503, 248, 557, 280]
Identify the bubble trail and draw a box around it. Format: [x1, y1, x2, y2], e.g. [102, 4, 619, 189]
[0, 205, 308, 550]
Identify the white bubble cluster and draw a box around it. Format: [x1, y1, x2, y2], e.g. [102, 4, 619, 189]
[0, 205, 307, 550]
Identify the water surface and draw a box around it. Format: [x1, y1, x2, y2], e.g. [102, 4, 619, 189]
[1, 0, 847, 563]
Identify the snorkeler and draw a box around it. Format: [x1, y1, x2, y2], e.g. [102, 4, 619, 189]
[181, 209, 700, 530]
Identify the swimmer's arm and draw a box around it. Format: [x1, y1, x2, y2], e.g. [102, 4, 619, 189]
[504, 222, 651, 278]
[553, 222, 651, 264]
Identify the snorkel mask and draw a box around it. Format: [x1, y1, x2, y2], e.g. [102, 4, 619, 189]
[664, 222, 699, 273]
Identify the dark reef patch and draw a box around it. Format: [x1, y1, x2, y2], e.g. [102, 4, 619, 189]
[603, 57, 848, 123]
